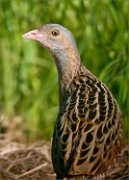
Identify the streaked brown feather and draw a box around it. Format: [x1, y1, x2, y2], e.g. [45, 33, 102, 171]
[52, 64, 123, 178]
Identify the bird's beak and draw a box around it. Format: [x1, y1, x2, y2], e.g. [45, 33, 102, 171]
[22, 29, 43, 41]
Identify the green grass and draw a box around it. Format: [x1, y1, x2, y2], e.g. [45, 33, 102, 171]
[0, 0, 128, 141]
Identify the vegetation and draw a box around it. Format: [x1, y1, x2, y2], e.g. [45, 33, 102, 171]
[0, 0, 128, 141]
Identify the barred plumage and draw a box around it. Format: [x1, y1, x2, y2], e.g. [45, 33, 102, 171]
[52, 64, 123, 178]
[23, 24, 126, 179]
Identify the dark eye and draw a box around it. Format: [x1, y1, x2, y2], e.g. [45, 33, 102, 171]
[51, 30, 59, 37]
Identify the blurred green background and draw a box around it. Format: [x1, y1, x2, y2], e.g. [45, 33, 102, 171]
[0, 0, 128, 141]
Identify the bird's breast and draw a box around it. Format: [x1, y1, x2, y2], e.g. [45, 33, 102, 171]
[52, 70, 122, 177]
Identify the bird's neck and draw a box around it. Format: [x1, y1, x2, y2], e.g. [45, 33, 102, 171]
[52, 48, 80, 107]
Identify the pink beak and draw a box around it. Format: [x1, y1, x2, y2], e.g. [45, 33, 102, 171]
[22, 29, 43, 41]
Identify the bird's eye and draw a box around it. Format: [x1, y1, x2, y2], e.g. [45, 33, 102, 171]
[51, 30, 59, 37]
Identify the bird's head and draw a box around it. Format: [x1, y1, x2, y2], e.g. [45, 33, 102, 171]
[23, 24, 80, 96]
[23, 24, 77, 53]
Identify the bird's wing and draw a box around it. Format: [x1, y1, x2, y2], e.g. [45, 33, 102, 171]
[52, 65, 123, 177]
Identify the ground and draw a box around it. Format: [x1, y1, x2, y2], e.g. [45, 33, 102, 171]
[0, 133, 55, 180]
[0, 120, 128, 180]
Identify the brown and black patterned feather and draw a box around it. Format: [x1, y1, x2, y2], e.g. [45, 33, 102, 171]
[52, 64, 123, 178]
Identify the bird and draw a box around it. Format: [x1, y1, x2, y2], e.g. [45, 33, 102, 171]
[23, 24, 125, 179]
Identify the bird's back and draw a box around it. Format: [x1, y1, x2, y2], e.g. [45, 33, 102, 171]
[52, 64, 123, 178]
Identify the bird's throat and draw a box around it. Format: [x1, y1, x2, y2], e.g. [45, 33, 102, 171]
[52, 48, 80, 106]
